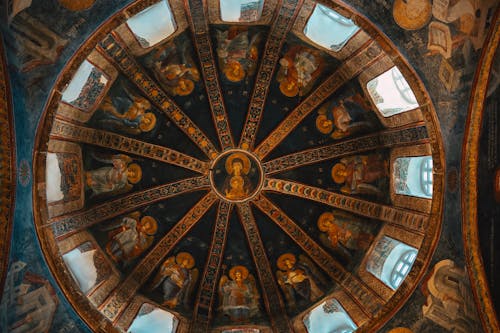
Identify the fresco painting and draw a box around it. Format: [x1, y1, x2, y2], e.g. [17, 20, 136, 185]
[0, 0, 497, 332]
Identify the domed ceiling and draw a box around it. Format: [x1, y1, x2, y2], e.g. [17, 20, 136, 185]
[32, 0, 445, 332]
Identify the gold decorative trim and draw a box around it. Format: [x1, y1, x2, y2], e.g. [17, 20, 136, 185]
[461, 11, 500, 333]
[0, 32, 16, 297]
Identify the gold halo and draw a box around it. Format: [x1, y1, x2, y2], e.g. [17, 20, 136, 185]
[316, 115, 333, 134]
[279, 78, 299, 97]
[225, 153, 251, 175]
[331, 163, 347, 184]
[140, 216, 158, 236]
[224, 62, 246, 82]
[139, 113, 157, 132]
[176, 252, 195, 269]
[58, 0, 96, 11]
[388, 328, 413, 333]
[175, 79, 195, 96]
[127, 163, 142, 184]
[229, 265, 249, 280]
[317, 212, 335, 232]
[277, 253, 296, 271]
[393, 0, 432, 31]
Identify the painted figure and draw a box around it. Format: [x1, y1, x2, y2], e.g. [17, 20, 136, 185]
[223, 153, 253, 200]
[216, 27, 261, 82]
[96, 90, 156, 135]
[317, 211, 374, 253]
[219, 265, 260, 321]
[103, 212, 157, 264]
[277, 46, 323, 97]
[85, 154, 141, 197]
[276, 253, 324, 311]
[316, 94, 374, 139]
[331, 154, 388, 197]
[151, 252, 198, 309]
[150, 41, 200, 96]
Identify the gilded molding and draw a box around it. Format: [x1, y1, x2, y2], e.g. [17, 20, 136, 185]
[0, 34, 15, 297]
[461, 12, 500, 333]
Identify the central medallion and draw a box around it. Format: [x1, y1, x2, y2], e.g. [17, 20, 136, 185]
[210, 149, 264, 203]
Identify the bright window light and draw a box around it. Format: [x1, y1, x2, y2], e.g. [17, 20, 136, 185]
[220, 0, 264, 22]
[303, 299, 357, 333]
[367, 67, 419, 117]
[126, 0, 176, 48]
[304, 4, 359, 51]
[128, 305, 178, 333]
[61, 60, 108, 110]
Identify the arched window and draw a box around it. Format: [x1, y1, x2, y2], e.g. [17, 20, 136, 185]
[61, 60, 109, 111]
[393, 156, 433, 199]
[126, 0, 176, 48]
[303, 299, 357, 333]
[303, 4, 359, 52]
[220, 0, 264, 22]
[366, 236, 418, 290]
[367, 67, 419, 117]
[420, 157, 433, 196]
[127, 304, 178, 333]
[390, 250, 418, 289]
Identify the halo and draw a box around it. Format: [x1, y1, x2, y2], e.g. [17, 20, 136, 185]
[224, 62, 246, 82]
[277, 253, 296, 271]
[225, 152, 251, 175]
[387, 328, 413, 333]
[315, 115, 333, 134]
[139, 113, 157, 132]
[392, 0, 432, 31]
[175, 79, 195, 96]
[317, 212, 335, 232]
[127, 163, 142, 184]
[279, 78, 299, 97]
[176, 252, 195, 269]
[331, 163, 347, 184]
[58, 0, 96, 11]
[229, 265, 249, 280]
[140, 216, 158, 236]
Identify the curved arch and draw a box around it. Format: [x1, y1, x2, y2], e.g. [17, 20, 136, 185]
[0, 36, 16, 296]
[461, 10, 500, 333]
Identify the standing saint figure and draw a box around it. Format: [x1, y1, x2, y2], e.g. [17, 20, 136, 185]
[216, 27, 261, 83]
[223, 153, 253, 200]
[331, 154, 388, 197]
[276, 253, 324, 312]
[85, 154, 142, 197]
[277, 46, 323, 97]
[317, 211, 374, 252]
[219, 265, 260, 322]
[104, 212, 158, 264]
[150, 252, 198, 309]
[97, 92, 156, 135]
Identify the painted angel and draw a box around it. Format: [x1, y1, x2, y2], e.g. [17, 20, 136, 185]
[276, 253, 325, 312]
[331, 154, 388, 197]
[316, 94, 374, 139]
[277, 46, 323, 97]
[150, 252, 198, 309]
[150, 40, 200, 96]
[96, 87, 156, 135]
[216, 27, 261, 82]
[102, 212, 157, 265]
[85, 153, 141, 197]
[317, 211, 374, 255]
[219, 265, 260, 322]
